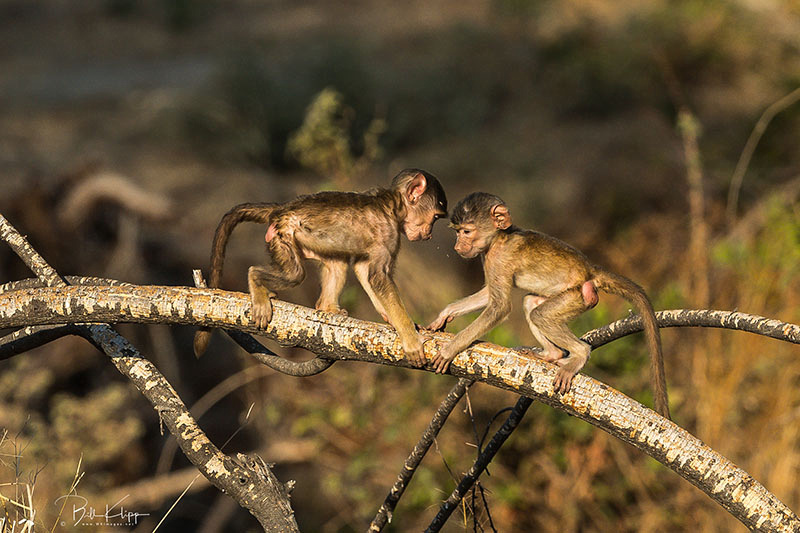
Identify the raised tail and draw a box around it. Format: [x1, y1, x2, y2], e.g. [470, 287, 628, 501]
[593, 269, 671, 419]
[194, 202, 278, 357]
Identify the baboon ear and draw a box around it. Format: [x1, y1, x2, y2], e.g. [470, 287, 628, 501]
[491, 204, 512, 230]
[406, 173, 427, 204]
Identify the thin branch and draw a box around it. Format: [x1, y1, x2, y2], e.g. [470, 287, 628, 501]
[193, 269, 334, 377]
[0, 276, 134, 294]
[0, 324, 81, 361]
[0, 215, 64, 287]
[425, 397, 534, 533]
[677, 108, 710, 307]
[1, 285, 797, 531]
[225, 330, 335, 376]
[582, 308, 800, 348]
[727, 86, 800, 225]
[369, 378, 473, 532]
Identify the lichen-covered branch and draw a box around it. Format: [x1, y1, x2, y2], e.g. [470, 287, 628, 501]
[0, 284, 798, 531]
[584, 308, 800, 347]
[193, 269, 334, 377]
[369, 378, 473, 532]
[76, 325, 299, 532]
[0, 215, 299, 532]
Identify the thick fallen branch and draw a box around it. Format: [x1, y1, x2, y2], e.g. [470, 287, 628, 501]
[0, 284, 798, 531]
[0, 215, 299, 532]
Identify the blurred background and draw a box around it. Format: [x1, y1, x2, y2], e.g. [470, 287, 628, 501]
[0, 0, 799, 531]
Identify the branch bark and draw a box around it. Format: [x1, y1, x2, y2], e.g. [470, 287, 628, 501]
[0, 284, 798, 532]
[0, 214, 299, 532]
[369, 378, 473, 532]
[426, 396, 534, 532]
[584, 308, 800, 347]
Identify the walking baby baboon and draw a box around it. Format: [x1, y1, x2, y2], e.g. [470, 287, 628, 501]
[194, 169, 448, 367]
[428, 192, 670, 419]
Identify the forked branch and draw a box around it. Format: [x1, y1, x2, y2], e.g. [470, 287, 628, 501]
[0, 214, 299, 532]
[2, 212, 799, 531]
[1, 283, 799, 531]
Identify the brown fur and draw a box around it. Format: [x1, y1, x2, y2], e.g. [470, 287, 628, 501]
[193, 169, 448, 365]
[429, 192, 670, 419]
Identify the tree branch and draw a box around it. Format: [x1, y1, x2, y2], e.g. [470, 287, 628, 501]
[369, 378, 473, 532]
[1, 284, 798, 531]
[583, 308, 800, 348]
[193, 269, 334, 377]
[0, 214, 299, 532]
[0, 324, 82, 360]
[726, 86, 800, 225]
[426, 396, 534, 532]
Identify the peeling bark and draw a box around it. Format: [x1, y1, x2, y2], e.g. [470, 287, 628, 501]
[0, 284, 798, 531]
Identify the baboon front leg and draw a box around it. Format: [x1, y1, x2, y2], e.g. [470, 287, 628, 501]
[352, 261, 389, 322]
[353, 258, 425, 366]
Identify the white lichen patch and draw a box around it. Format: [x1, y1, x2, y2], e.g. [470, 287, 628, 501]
[205, 456, 230, 477]
[176, 412, 194, 429]
[713, 477, 733, 494]
[178, 422, 206, 451]
[129, 360, 153, 379]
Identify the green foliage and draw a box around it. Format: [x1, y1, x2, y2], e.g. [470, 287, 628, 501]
[48, 386, 144, 481]
[713, 198, 800, 292]
[286, 87, 386, 187]
[181, 41, 376, 169]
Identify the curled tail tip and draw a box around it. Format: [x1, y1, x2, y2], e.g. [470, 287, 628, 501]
[193, 329, 211, 358]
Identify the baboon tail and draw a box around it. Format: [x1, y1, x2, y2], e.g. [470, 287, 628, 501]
[593, 269, 670, 419]
[194, 202, 277, 358]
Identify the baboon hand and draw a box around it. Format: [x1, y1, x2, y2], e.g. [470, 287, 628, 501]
[426, 311, 453, 332]
[432, 343, 458, 374]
